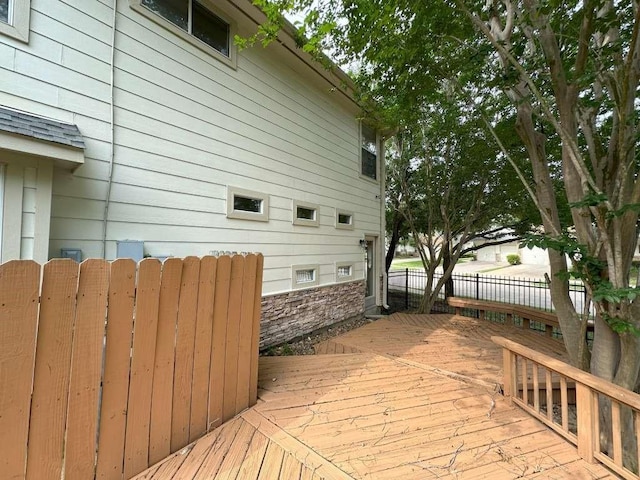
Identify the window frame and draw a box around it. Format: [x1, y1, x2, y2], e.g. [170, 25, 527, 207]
[292, 200, 320, 227]
[360, 122, 379, 182]
[335, 209, 354, 230]
[226, 186, 269, 222]
[0, 0, 30, 43]
[129, 0, 237, 68]
[335, 262, 354, 282]
[292, 264, 319, 289]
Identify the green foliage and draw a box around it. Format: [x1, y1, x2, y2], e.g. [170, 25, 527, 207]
[506, 254, 521, 265]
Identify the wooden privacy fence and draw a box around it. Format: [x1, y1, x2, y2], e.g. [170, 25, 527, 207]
[494, 336, 640, 480]
[0, 254, 263, 480]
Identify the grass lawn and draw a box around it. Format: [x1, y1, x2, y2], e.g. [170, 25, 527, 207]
[390, 256, 472, 270]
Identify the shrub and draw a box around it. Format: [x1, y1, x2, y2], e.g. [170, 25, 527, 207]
[507, 254, 521, 265]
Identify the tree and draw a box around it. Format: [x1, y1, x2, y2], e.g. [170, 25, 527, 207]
[247, 0, 640, 465]
[386, 97, 537, 313]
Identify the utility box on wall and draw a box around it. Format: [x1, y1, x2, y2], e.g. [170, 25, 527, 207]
[116, 240, 144, 261]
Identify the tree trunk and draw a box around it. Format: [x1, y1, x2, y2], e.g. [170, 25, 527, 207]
[385, 212, 402, 273]
[442, 241, 454, 298]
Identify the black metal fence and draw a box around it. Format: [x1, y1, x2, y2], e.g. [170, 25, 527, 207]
[387, 268, 588, 313]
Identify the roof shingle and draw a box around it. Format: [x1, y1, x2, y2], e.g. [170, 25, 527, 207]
[0, 107, 85, 149]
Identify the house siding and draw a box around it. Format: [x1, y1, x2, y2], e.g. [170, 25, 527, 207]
[0, 0, 383, 342]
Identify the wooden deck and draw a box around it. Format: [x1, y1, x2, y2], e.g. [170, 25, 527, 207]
[315, 313, 569, 386]
[133, 314, 617, 479]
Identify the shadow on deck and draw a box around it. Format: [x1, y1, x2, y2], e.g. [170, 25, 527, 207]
[133, 313, 616, 479]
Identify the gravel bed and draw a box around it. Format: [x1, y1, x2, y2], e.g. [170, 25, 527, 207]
[261, 315, 376, 356]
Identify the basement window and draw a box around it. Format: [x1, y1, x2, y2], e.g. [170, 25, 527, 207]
[336, 262, 354, 281]
[226, 186, 269, 222]
[292, 264, 319, 289]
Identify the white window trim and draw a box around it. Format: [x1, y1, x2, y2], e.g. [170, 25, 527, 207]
[0, 0, 31, 42]
[335, 262, 354, 282]
[292, 264, 319, 289]
[129, 0, 237, 69]
[292, 200, 320, 227]
[359, 121, 379, 183]
[226, 186, 269, 222]
[335, 209, 355, 230]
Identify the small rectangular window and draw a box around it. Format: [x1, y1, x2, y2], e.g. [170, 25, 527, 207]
[336, 209, 354, 230]
[226, 186, 269, 222]
[292, 264, 319, 289]
[0, 0, 30, 42]
[292, 200, 320, 227]
[192, 0, 230, 56]
[0, 0, 9, 24]
[142, 0, 188, 30]
[361, 124, 377, 180]
[336, 262, 354, 281]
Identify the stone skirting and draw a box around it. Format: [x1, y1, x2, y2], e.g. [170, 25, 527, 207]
[260, 280, 366, 348]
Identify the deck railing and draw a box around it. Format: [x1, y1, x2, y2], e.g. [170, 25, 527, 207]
[0, 255, 263, 480]
[493, 336, 640, 480]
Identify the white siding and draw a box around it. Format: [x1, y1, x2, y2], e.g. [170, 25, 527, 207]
[1, 0, 383, 295]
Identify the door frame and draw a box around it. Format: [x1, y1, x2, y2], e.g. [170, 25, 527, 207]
[364, 234, 379, 310]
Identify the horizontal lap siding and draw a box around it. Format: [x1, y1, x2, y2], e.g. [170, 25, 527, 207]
[3, 0, 381, 295]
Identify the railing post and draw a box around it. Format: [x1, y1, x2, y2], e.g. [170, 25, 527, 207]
[405, 268, 409, 309]
[502, 347, 516, 403]
[576, 383, 596, 463]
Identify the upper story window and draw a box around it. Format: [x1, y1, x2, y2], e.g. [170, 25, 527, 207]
[131, 0, 235, 67]
[361, 124, 378, 180]
[0, 0, 31, 42]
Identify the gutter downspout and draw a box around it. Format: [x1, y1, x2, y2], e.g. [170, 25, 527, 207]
[102, 0, 117, 258]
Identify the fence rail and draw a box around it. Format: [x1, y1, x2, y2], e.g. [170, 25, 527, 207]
[494, 336, 640, 480]
[0, 255, 263, 480]
[388, 268, 588, 313]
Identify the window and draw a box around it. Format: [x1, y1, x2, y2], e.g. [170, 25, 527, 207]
[335, 262, 354, 282]
[361, 124, 378, 180]
[131, 0, 235, 66]
[292, 264, 319, 289]
[292, 200, 319, 227]
[335, 209, 354, 230]
[0, 0, 31, 42]
[226, 186, 269, 222]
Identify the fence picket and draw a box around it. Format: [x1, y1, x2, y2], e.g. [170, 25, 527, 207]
[190, 256, 217, 441]
[209, 255, 232, 429]
[0, 260, 40, 480]
[223, 256, 245, 422]
[249, 254, 264, 404]
[236, 254, 258, 412]
[125, 259, 162, 478]
[149, 258, 183, 465]
[26, 260, 78, 480]
[96, 259, 137, 480]
[171, 256, 201, 452]
[64, 260, 110, 480]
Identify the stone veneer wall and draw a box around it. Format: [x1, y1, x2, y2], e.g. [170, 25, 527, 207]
[259, 280, 366, 348]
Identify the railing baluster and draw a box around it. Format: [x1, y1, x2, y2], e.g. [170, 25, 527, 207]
[521, 357, 528, 405]
[533, 364, 540, 413]
[561, 376, 569, 431]
[576, 383, 595, 463]
[611, 402, 622, 467]
[636, 410, 640, 474]
[545, 370, 553, 421]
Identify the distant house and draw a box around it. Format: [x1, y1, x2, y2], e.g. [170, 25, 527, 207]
[0, 0, 387, 347]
